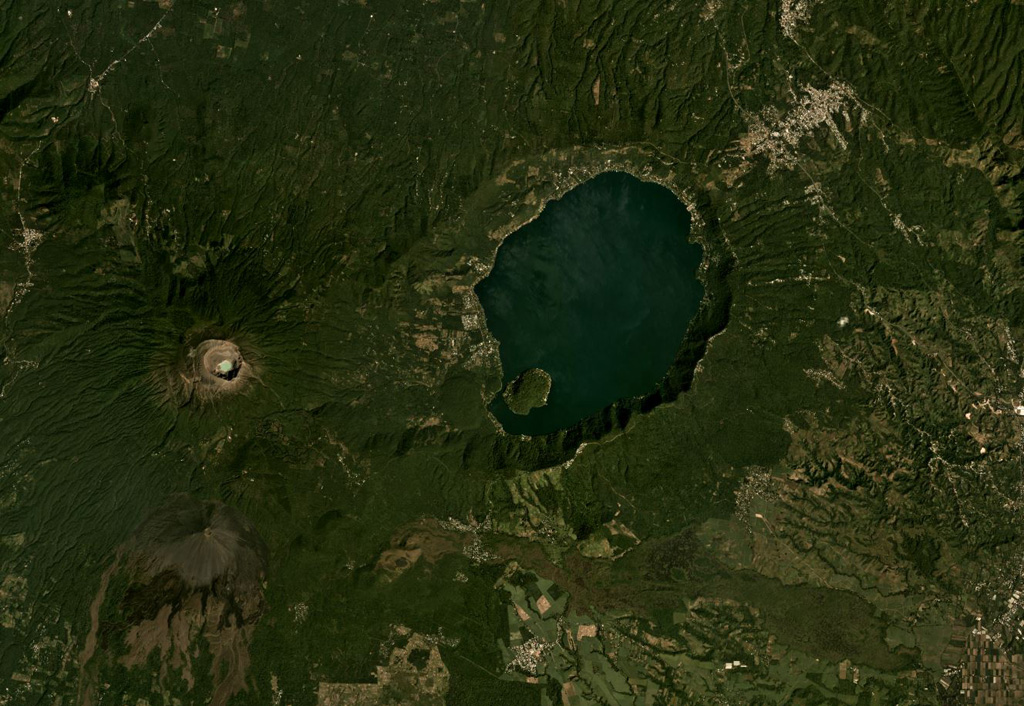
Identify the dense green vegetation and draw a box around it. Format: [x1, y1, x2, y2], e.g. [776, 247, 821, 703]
[502, 368, 553, 417]
[1, 0, 1023, 703]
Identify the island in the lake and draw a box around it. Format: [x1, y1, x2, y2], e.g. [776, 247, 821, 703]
[502, 367, 553, 415]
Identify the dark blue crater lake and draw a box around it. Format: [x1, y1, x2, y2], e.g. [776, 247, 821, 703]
[476, 171, 704, 435]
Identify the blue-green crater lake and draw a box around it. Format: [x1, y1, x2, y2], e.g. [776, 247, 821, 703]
[476, 171, 705, 436]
